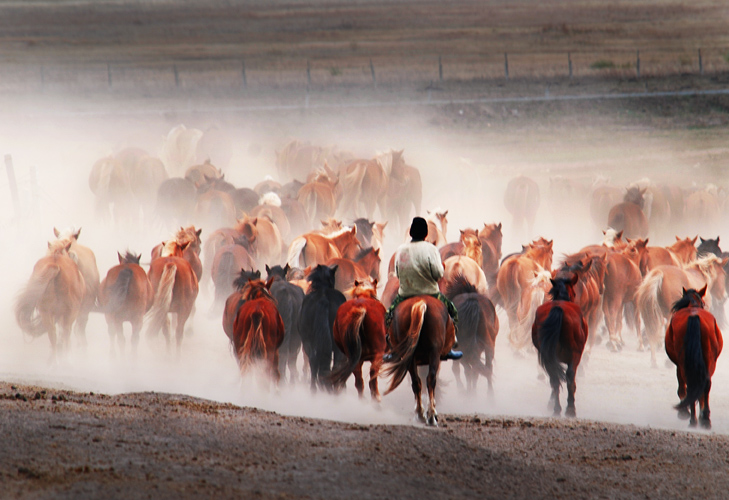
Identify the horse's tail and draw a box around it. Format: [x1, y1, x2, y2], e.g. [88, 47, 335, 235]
[515, 282, 547, 349]
[105, 268, 132, 314]
[537, 305, 567, 384]
[14, 265, 61, 337]
[330, 306, 365, 388]
[286, 236, 307, 268]
[456, 296, 490, 375]
[145, 263, 176, 337]
[676, 315, 709, 410]
[636, 269, 664, 341]
[496, 261, 520, 313]
[384, 299, 426, 395]
[238, 309, 267, 374]
[213, 251, 236, 304]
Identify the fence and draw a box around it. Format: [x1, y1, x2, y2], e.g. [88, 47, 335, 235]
[2, 47, 729, 96]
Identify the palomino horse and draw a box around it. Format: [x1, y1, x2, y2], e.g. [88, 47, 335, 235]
[145, 240, 199, 356]
[287, 226, 361, 268]
[98, 252, 153, 358]
[231, 278, 285, 385]
[15, 240, 86, 363]
[53, 228, 100, 346]
[607, 187, 649, 239]
[298, 265, 347, 391]
[444, 274, 499, 395]
[382, 295, 456, 426]
[441, 256, 489, 297]
[425, 208, 448, 247]
[504, 175, 540, 243]
[531, 276, 588, 418]
[330, 281, 387, 400]
[337, 156, 388, 220]
[637, 255, 727, 367]
[222, 269, 262, 341]
[265, 265, 306, 384]
[665, 286, 723, 429]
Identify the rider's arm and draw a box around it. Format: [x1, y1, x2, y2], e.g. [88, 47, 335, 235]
[428, 245, 444, 282]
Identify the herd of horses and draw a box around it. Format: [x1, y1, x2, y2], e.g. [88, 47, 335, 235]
[12, 131, 727, 428]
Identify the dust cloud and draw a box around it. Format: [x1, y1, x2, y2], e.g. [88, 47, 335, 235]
[1, 88, 728, 434]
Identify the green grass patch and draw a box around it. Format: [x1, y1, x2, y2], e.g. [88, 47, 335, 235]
[329, 66, 342, 76]
[590, 59, 615, 70]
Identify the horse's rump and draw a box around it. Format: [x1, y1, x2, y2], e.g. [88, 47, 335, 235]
[330, 305, 366, 387]
[383, 299, 427, 394]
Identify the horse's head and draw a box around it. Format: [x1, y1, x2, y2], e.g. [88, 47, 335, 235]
[549, 275, 578, 302]
[460, 231, 482, 264]
[240, 277, 276, 302]
[334, 226, 362, 260]
[320, 217, 343, 234]
[348, 279, 379, 299]
[355, 247, 381, 282]
[160, 239, 188, 258]
[698, 236, 722, 257]
[668, 236, 699, 265]
[353, 218, 375, 246]
[233, 268, 262, 291]
[427, 208, 449, 236]
[234, 215, 258, 244]
[526, 238, 553, 269]
[177, 226, 202, 255]
[53, 227, 81, 242]
[623, 238, 648, 265]
[672, 286, 707, 312]
[47, 239, 72, 256]
[624, 186, 646, 208]
[118, 251, 142, 265]
[265, 264, 290, 281]
[307, 264, 338, 292]
[602, 228, 626, 250]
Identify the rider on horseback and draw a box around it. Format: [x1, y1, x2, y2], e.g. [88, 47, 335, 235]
[385, 216, 462, 361]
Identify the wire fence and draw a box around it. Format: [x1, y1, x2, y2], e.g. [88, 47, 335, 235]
[2, 47, 729, 95]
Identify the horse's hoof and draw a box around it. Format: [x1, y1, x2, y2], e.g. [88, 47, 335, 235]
[552, 409, 562, 417]
[689, 419, 698, 428]
[607, 341, 618, 352]
[415, 412, 426, 423]
[677, 407, 691, 420]
[565, 408, 576, 418]
[700, 419, 712, 430]
[636, 345, 644, 352]
[426, 414, 439, 427]
[616, 342, 623, 352]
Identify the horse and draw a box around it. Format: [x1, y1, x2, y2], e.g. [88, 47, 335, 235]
[98, 251, 153, 358]
[531, 275, 588, 418]
[479, 222, 503, 288]
[384, 152, 422, 235]
[441, 255, 489, 297]
[250, 197, 292, 241]
[297, 172, 338, 226]
[337, 157, 388, 220]
[637, 255, 727, 367]
[667, 236, 698, 265]
[222, 269, 262, 341]
[145, 240, 199, 356]
[607, 187, 649, 239]
[326, 247, 381, 297]
[235, 214, 283, 270]
[211, 238, 257, 309]
[160, 124, 203, 177]
[624, 238, 679, 276]
[382, 295, 456, 426]
[601, 250, 642, 352]
[231, 278, 285, 385]
[15, 240, 86, 364]
[52, 227, 100, 346]
[266, 264, 306, 384]
[151, 226, 203, 281]
[155, 177, 197, 228]
[425, 208, 448, 247]
[330, 280, 387, 400]
[298, 265, 347, 391]
[665, 286, 723, 429]
[444, 274, 499, 395]
[287, 226, 361, 268]
[504, 175, 540, 243]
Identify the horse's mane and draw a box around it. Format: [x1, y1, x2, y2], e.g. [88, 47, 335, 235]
[685, 254, 722, 278]
[233, 269, 261, 291]
[444, 273, 479, 299]
[353, 218, 374, 244]
[671, 289, 705, 312]
[160, 240, 183, 257]
[121, 251, 141, 264]
[549, 278, 573, 302]
[307, 265, 336, 291]
[347, 282, 378, 299]
[354, 246, 376, 262]
[240, 279, 276, 302]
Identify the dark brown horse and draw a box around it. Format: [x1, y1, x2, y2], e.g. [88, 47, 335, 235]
[665, 287, 723, 429]
[607, 187, 649, 239]
[98, 252, 154, 358]
[222, 269, 262, 341]
[382, 296, 457, 426]
[531, 276, 588, 417]
[330, 281, 387, 400]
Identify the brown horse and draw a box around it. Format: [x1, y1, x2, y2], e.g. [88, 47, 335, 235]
[98, 251, 153, 358]
[211, 238, 257, 308]
[624, 238, 679, 276]
[532, 276, 588, 417]
[337, 157, 388, 220]
[665, 286, 723, 429]
[330, 281, 387, 400]
[667, 236, 698, 265]
[479, 222, 503, 288]
[504, 175, 540, 243]
[231, 278, 285, 384]
[52, 227, 100, 346]
[444, 274, 499, 395]
[601, 250, 642, 352]
[287, 226, 361, 268]
[607, 187, 649, 239]
[146, 241, 199, 356]
[298, 171, 339, 226]
[250, 200, 292, 241]
[385, 152, 422, 235]
[15, 241, 85, 363]
[151, 226, 203, 281]
[222, 269, 262, 341]
[382, 295, 457, 426]
[235, 215, 283, 269]
[326, 247, 381, 297]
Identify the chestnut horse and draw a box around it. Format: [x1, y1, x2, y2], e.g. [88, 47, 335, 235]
[326, 247, 381, 297]
[444, 274, 499, 395]
[151, 226, 203, 281]
[330, 281, 387, 400]
[337, 156, 388, 220]
[665, 287, 723, 429]
[222, 269, 262, 341]
[607, 187, 648, 239]
[235, 215, 283, 270]
[98, 251, 153, 358]
[382, 295, 456, 426]
[298, 171, 338, 226]
[231, 278, 285, 384]
[531, 276, 588, 417]
[15, 241, 85, 363]
[601, 250, 642, 352]
[145, 240, 199, 356]
[211, 236, 257, 309]
[287, 226, 361, 268]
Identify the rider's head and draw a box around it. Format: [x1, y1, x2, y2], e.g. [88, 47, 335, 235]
[409, 217, 429, 242]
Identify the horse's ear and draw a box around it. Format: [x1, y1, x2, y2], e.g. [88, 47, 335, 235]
[692, 236, 698, 245]
[265, 264, 271, 273]
[118, 252, 124, 264]
[642, 238, 649, 247]
[53, 227, 60, 238]
[372, 278, 378, 289]
[350, 225, 357, 235]
[320, 220, 327, 226]
[381, 221, 388, 229]
[265, 276, 275, 289]
[64, 241, 73, 253]
[602, 229, 606, 235]
[582, 259, 592, 273]
[675, 235, 681, 241]
[254, 270, 261, 279]
[196, 228, 202, 238]
[284, 263, 290, 274]
[698, 285, 708, 297]
[47, 241, 52, 249]
[497, 222, 502, 230]
[443, 210, 448, 217]
[374, 248, 380, 256]
[682, 287, 687, 295]
[303, 265, 312, 276]
[616, 230, 623, 240]
[251, 217, 258, 225]
[717, 236, 721, 244]
[700, 237, 706, 243]
[354, 280, 361, 287]
[626, 238, 633, 244]
[330, 264, 338, 276]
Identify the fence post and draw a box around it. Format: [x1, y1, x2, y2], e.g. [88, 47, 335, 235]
[241, 59, 247, 88]
[699, 49, 703, 75]
[107, 63, 112, 88]
[504, 53, 509, 80]
[307, 60, 311, 90]
[438, 55, 443, 82]
[4, 154, 20, 219]
[369, 59, 376, 87]
[568, 52, 573, 79]
[173, 64, 180, 87]
[636, 50, 640, 78]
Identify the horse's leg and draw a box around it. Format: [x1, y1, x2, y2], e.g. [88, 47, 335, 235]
[426, 358, 439, 427]
[369, 358, 382, 402]
[452, 359, 464, 391]
[108, 320, 121, 359]
[270, 352, 281, 388]
[700, 379, 712, 429]
[45, 319, 58, 365]
[161, 314, 172, 353]
[602, 296, 620, 351]
[675, 366, 690, 420]
[549, 374, 562, 416]
[565, 363, 577, 418]
[130, 318, 142, 360]
[689, 400, 698, 428]
[75, 311, 89, 349]
[408, 362, 425, 423]
[353, 361, 365, 398]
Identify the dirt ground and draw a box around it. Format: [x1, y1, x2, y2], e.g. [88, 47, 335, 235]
[5, 1, 729, 498]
